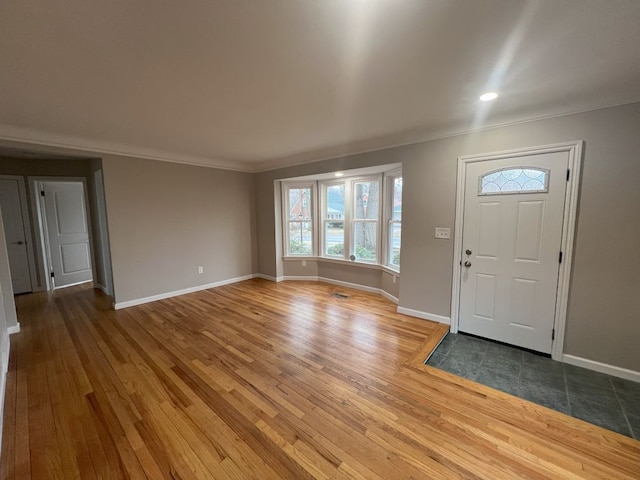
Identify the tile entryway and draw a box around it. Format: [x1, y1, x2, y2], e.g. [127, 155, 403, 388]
[427, 333, 640, 439]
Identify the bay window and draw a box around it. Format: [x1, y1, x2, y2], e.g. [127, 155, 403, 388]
[281, 166, 401, 271]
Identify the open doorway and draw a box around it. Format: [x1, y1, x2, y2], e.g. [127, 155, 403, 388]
[33, 178, 93, 289]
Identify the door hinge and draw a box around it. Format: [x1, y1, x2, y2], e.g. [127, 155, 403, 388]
[50, 271, 55, 278]
[559, 251, 563, 263]
[40, 190, 45, 197]
[566, 169, 570, 181]
[552, 328, 555, 340]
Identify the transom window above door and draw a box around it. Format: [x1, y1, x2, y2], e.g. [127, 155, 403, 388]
[479, 167, 549, 195]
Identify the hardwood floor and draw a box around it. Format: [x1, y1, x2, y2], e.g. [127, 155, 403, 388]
[1, 279, 638, 479]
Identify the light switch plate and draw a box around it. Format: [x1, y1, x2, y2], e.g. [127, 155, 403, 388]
[435, 227, 450, 239]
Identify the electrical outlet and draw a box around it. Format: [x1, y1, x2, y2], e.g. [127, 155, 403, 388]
[435, 227, 450, 239]
[301, 260, 306, 267]
[198, 266, 204, 274]
[392, 275, 397, 284]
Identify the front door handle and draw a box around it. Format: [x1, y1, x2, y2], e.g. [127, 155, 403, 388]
[464, 261, 472, 267]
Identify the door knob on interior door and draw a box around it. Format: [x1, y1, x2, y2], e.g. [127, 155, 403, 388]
[464, 261, 472, 267]
[13, 241, 24, 245]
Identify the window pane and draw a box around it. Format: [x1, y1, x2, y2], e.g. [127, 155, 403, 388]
[354, 221, 377, 261]
[289, 221, 312, 254]
[389, 223, 401, 267]
[325, 221, 344, 257]
[480, 168, 548, 195]
[354, 181, 379, 219]
[289, 188, 312, 220]
[392, 177, 402, 220]
[325, 184, 345, 220]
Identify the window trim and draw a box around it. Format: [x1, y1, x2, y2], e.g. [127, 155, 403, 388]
[383, 169, 402, 271]
[478, 167, 550, 196]
[320, 180, 347, 260]
[281, 168, 400, 271]
[282, 182, 317, 257]
[319, 174, 382, 264]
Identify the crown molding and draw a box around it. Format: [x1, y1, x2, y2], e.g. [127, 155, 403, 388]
[252, 98, 640, 173]
[2, 98, 639, 174]
[0, 124, 254, 172]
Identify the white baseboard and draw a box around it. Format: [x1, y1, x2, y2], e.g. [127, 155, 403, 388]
[318, 276, 400, 305]
[114, 274, 256, 310]
[7, 324, 20, 335]
[562, 354, 640, 383]
[53, 279, 93, 290]
[0, 333, 10, 453]
[282, 275, 319, 282]
[397, 307, 451, 325]
[280, 275, 400, 305]
[254, 273, 279, 282]
[113, 272, 402, 310]
[379, 290, 400, 305]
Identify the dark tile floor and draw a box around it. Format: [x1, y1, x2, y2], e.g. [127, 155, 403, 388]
[426, 332, 640, 439]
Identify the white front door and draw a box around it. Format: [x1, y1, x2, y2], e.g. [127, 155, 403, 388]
[42, 181, 93, 288]
[0, 178, 33, 294]
[458, 151, 568, 353]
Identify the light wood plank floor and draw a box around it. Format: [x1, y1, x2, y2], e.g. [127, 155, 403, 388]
[1, 279, 638, 479]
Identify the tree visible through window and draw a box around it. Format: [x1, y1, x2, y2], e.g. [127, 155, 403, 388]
[388, 176, 402, 269]
[320, 176, 381, 264]
[353, 180, 379, 261]
[324, 184, 345, 257]
[282, 167, 401, 271]
[286, 186, 313, 255]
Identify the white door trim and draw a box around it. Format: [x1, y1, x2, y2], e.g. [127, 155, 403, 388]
[0, 175, 40, 291]
[28, 176, 95, 291]
[450, 141, 583, 361]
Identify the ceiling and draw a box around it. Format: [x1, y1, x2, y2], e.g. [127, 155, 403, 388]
[1, 1, 639, 172]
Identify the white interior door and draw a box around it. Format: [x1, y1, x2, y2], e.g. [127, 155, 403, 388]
[458, 151, 568, 353]
[42, 181, 93, 288]
[0, 178, 33, 294]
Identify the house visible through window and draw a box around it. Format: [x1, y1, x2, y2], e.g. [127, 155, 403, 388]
[320, 176, 381, 263]
[281, 166, 401, 271]
[285, 185, 314, 255]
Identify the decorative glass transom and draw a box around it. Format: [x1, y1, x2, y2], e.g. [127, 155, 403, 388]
[479, 168, 549, 195]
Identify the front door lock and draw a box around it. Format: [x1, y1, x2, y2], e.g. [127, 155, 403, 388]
[465, 249, 472, 255]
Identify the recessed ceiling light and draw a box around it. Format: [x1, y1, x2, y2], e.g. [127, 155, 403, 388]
[334, 172, 344, 177]
[479, 92, 498, 102]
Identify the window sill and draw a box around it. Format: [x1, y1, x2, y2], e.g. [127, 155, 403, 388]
[381, 265, 400, 275]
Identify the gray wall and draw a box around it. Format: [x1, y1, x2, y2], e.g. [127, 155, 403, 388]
[101, 155, 257, 304]
[256, 102, 640, 371]
[0, 103, 638, 371]
[282, 259, 399, 300]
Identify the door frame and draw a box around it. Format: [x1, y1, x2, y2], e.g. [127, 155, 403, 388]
[28, 176, 95, 291]
[450, 141, 583, 361]
[0, 174, 40, 292]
